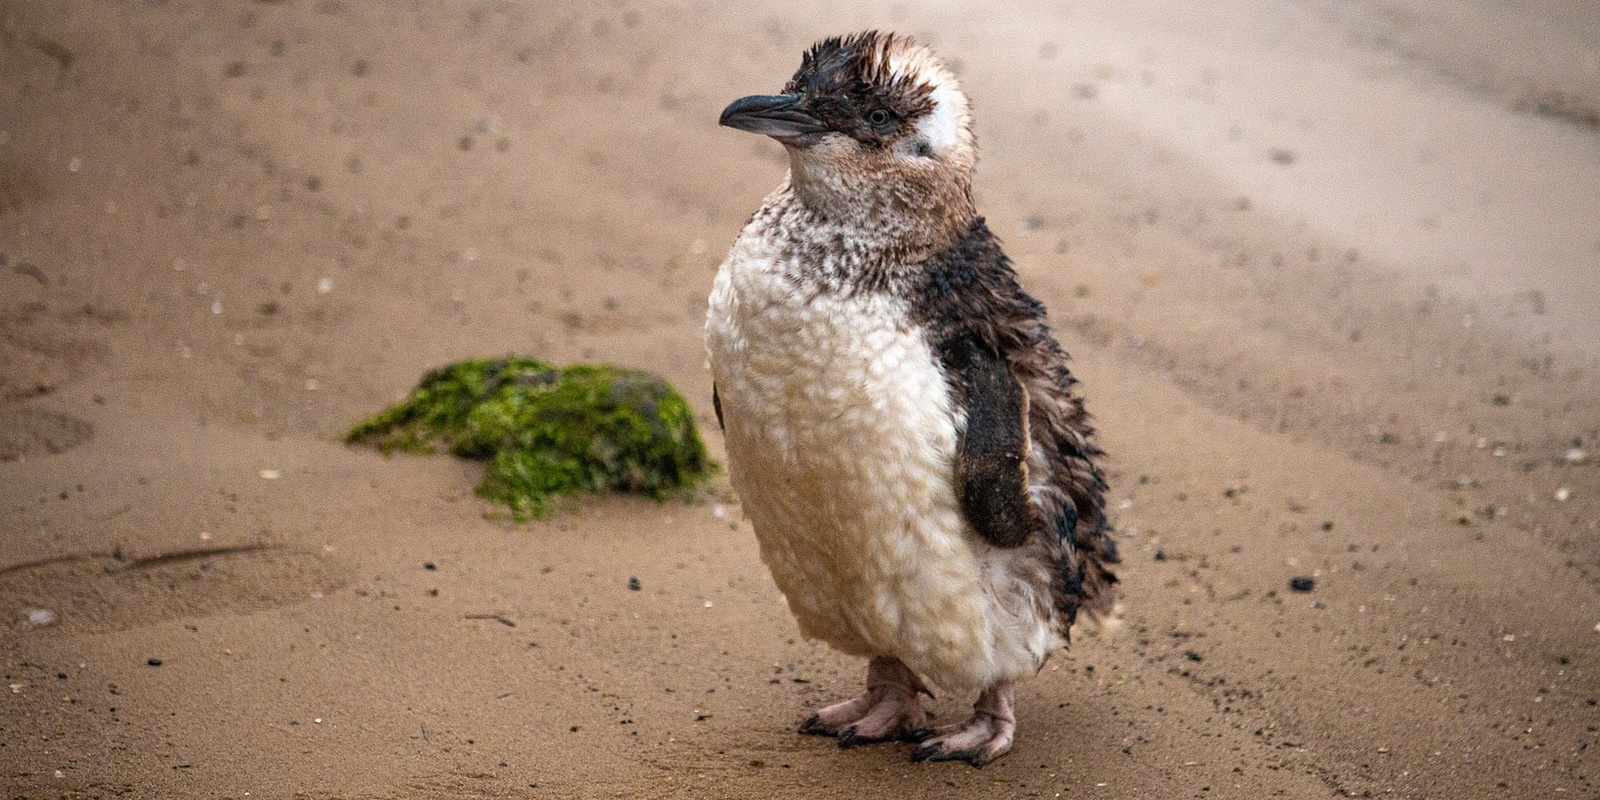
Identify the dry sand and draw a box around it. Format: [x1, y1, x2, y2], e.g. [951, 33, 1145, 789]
[3, 1, 1599, 797]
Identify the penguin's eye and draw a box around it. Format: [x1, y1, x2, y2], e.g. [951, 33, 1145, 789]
[866, 108, 894, 131]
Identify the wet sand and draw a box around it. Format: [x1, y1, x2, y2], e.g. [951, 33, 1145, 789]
[3, 2, 1598, 797]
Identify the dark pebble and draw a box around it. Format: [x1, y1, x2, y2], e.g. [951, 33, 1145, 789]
[1184, 650, 1203, 662]
[1320, 521, 1334, 531]
[627, 577, 641, 591]
[423, 562, 437, 571]
[1289, 576, 1315, 593]
[1153, 550, 1167, 561]
[147, 658, 163, 667]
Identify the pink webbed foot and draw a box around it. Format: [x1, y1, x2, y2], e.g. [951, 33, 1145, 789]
[799, 656, 931, 748]
[909, 680, 1016, 768]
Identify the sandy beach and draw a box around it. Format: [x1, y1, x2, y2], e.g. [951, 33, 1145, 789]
[3, 1, 1598, 797]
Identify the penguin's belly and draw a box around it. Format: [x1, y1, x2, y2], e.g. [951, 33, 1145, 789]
[707, 276, 1046, 691]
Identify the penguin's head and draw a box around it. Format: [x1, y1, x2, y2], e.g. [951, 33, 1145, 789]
[721, 32, 977, 224]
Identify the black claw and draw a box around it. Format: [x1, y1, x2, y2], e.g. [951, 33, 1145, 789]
[799, 714, 835, 737]
[838, 726, 895, 748]
[900, 727, 935, 743]
[910, 742, 990, 768]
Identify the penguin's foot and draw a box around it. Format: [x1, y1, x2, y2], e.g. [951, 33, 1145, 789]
[909, 680, 1015, 768]
[799, 656, 930, 747]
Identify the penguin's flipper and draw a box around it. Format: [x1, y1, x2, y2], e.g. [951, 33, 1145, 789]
[712, 382, 725, 431]
[942, 335, 1034, 548]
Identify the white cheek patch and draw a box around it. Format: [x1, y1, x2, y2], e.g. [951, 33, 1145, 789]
[887, 50, 966, 159]
[915, 79, 963, 155]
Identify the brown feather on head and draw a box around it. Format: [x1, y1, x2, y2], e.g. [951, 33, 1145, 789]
[782, 31, 939, 148]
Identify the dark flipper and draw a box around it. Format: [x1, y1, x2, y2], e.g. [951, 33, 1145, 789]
[942, 335, 1034, 548]
[712, 383, 725, 431]
[911, 217, 1117, 620]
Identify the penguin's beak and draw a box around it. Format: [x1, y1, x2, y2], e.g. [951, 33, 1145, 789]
[719, 94, 828, 139]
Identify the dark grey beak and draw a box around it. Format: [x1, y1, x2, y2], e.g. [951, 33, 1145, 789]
[719, 94, 828, 138]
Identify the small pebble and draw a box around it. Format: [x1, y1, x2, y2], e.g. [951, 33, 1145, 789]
[627, 577, 641, 591]
[1555, 488, 1572, 502]
[1289, 576, 1315, 593]
[424, 562, 437, 571]
[147, 658, 163, 667]
[25, 608, 58, 628]
[1566, 447, 1589, 464]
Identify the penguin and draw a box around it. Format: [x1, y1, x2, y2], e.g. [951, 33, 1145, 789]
[705, 31, 1118, 767]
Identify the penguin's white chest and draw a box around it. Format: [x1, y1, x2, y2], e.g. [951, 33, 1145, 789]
[706, 248, 1042, 692]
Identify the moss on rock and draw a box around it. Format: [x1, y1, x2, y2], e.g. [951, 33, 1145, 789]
[347, 357, 714, 519]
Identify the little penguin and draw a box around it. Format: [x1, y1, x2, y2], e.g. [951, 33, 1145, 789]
[705, 31, 1119, 767]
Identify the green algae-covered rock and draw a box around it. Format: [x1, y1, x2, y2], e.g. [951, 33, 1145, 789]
[347, 357, 714, 520]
